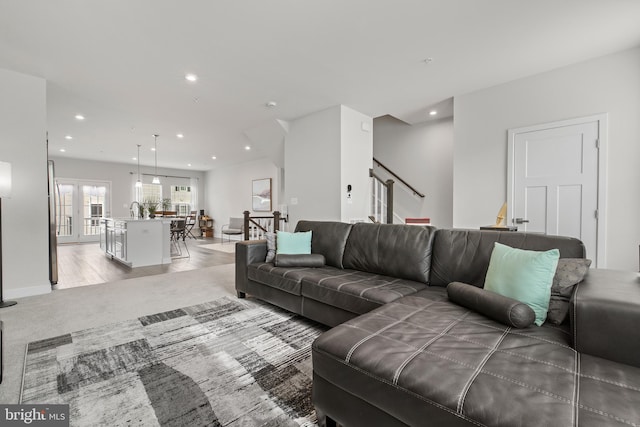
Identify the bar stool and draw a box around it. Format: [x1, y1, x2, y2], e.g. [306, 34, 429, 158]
[170, 219, 190, 258]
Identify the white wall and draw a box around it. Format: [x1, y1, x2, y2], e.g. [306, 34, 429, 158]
[284, 106, 342, 227]
[0, 68, 49, 298]
[283, 105, 373, 227]
[50, 156, 205, 218]
[340, 106, 373, 223]
[205, 158, 280, 238]
[373, 115, 454, 227]
[453, 47, 640, 271]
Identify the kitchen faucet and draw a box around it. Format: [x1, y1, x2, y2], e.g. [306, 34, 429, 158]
[130, 201, 141, 219]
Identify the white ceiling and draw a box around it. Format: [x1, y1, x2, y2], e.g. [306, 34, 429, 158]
[1, 1, 639, 171]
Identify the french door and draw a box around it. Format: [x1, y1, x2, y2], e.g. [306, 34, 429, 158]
[55, 179, 111, 243]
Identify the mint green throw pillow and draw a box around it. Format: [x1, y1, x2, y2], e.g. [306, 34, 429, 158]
[484, 243, 560, 326]
[276, 230, 312, 255]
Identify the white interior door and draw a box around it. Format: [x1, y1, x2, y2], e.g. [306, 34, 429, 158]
[55, 179, 111, 243]
[508, 116, 606, 266]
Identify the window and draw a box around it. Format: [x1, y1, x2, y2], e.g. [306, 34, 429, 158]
[171, 186, 191, 215]
[90, 203, 103, 227]
[171, 185, 191, 203]
[83, 185, 106, 235]
[142, 183, 162, 207]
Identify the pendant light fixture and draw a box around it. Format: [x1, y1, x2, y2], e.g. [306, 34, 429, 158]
[135, 144, 143, 188]
[152, 134, 160, 184]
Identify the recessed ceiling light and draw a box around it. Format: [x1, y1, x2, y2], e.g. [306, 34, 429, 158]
[132, 157, 137, 161]
[65, 135, 73, 140]
[151, 147, 156, 151]
[75, 114, 85, 120]
[266, 101, 277, 108]
[424, 57, 433, 64]
[176, 133, 184, 139]
[211, 156, 217, 160]
[187, 163, 192, 167]
[60, 148, 66, 152]
[185, 73, 198, 82]
[245, 146, 251, 151]
[429, 110, 437, 116]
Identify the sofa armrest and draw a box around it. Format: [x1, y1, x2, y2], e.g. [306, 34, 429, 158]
[571, 268, 640, 368]
[235, 240, 268, 296]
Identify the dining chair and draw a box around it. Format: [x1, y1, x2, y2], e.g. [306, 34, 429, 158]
[221, 217, 244, 243]
[170, 219, 190, 258]
[184, 212, 197, 239]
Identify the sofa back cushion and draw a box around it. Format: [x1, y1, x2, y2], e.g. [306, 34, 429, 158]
[295, 220, 353, 268]
[342, 223, 436, 284]
[429, 229, 586, 288]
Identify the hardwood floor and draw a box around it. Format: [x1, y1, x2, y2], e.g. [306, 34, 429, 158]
[54, 237, 236, 289]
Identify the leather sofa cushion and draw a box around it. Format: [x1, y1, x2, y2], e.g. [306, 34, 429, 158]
[247, 262, 341, 296]
[571, 268, 640, 368]
[342, 223, 435, 284]
[430, 229, 586, 288]
[313, 292, 640, 426]
[301, 269, 428, 315]
[295, 221, 353, 268]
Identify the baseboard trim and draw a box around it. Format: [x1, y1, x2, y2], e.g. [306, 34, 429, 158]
[4, 284, 51, 300]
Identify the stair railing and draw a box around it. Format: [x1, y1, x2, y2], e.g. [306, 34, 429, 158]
[369, 169, 394, 224]
[373, 157, 425, 198]
[243, 211, 281, 240]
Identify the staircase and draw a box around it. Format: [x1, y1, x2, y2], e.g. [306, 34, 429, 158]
[369, 157, 426, 225]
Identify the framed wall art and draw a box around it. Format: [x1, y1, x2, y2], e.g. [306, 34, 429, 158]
[252, 178, 272, 212]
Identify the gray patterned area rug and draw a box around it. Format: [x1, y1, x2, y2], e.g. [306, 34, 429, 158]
[21, 297, 327, 426]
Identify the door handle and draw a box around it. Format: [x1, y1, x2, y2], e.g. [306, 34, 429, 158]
[514, 218, 530, 224]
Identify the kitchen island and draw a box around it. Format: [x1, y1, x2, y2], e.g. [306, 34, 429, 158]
[100, 218, 172, 267]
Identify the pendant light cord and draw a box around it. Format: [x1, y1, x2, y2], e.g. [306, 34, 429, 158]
[154, 135, 158, 176]
[137, 144, 141, 181]
[152, 134, 160, 184]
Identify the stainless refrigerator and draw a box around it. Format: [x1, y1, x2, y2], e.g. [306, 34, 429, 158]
[48, 160, 58, 285]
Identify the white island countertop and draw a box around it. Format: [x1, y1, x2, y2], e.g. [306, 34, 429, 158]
[101, 218, 172, 267]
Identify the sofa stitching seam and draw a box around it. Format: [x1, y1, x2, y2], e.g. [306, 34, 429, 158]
[344, 304, 433, 363]
[392, 312, 469, 385]
[346, 314, 640, 391]
[573, 352, 579, 426]
[337, 322, 639, 425]
[315, 275, 421, 300]
[457, 327, 510, 414]
[446, 331, 576, 373]
[359, 278, 403, 298]
[336, 275, 382, 292]
[371, 300, 572, 349]
[314, 347, 487, 427]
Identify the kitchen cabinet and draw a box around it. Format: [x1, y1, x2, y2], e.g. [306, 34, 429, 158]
[100, 218, 172, 267]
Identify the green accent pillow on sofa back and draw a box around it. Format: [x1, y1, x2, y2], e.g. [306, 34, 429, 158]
[484, 242, 560, 326]
[276, 230, 312, 255]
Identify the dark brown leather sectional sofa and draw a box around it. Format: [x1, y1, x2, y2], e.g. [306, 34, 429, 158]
[235, 220, 640, 426]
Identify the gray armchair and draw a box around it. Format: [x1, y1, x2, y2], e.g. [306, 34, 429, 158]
[221, 217, 244, 243]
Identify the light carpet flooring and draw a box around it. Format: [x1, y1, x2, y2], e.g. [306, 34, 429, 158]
[199, 243, 236, 253]
[0, 263, 237, 404]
